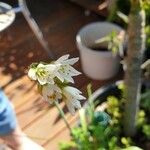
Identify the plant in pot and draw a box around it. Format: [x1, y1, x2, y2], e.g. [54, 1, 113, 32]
[76, 21, 125, 80]
[59, 0, 150, 149]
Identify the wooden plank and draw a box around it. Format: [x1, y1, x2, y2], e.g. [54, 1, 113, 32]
[0, 71, 12, 88]
[44, 122, 74, 150]
[16, 94, 46, 128]
[1, 0, 97, 51]
[46, 12, 100, 57]
[3, 76, 35, 107]
[23, 102, 78, 145]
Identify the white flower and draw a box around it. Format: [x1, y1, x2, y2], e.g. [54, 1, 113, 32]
[54, 54, 81, 83]
[62, 86, 86, 115]
[28, 63, 60, 85]
[42, 84, 62, 103]
[28, 68, 37, 80]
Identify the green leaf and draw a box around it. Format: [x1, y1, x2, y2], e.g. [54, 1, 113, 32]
[117, 11, 129, 23]
[121, 146, 143, 150]
[59, 141, 77, 150]
[143, 124, 150, 139]
[79, 108, 88, 133]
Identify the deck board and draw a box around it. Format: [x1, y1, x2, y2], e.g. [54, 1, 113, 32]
[0, 0, 122, 149]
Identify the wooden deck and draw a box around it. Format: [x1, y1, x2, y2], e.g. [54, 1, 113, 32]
[0, 0, 122, 149]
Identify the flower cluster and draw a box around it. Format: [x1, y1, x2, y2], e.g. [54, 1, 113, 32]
[28, 54, 86, 115]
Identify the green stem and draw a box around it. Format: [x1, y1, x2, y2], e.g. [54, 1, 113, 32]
[53, 101, 72, 132]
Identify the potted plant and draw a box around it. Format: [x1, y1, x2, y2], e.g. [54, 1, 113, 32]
[76, 21, 124, 80]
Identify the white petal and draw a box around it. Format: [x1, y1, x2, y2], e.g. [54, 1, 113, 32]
[64, 86, 86, 100]
[56, 54, 70, 63]
[38, 77, 47, 85]
[37, 63, 45, 68]
[65, 86, 81, 94]
[75, 94, 86, 100]
[72, 99, 81, 109]
[56, 92, 62, 99]
[28, 68, 37, 80]
[42, 84, 62, 102]
[52, 84, 62, 93]
[45, 75, 55, 84]
[65, 99, 76, 115]
[46, 84, 62, 93]
[64, 75, 74, 83]
[63, 57, 79, 65]
[60, 65, 80, 77]
[55, 72, 64, 82]
[67, 66, 81, 76]
[45, 64, 60, 73]
[42, 85, 51, 101]
[63, 87, 85, 115]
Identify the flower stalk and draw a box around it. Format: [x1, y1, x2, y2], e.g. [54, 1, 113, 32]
[53, 100, 72, 132]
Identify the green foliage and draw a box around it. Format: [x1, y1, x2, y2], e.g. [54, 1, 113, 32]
[141, 90, 150, 112]
[121, 137, 132, 148]
[93, 111, 111, 126]
[122, 146, 143, 150]
[108, 0, 150, 49]
[143, 2, 150, 49]
[59, 141, 77, 150]
[108, 0, 130, 27]
[60, 109, 111, 150]
[137, 110, 146, 127]
[59, 83, 149, 150]
[59, 85, 112, 150]
[96, 31, 124, 55]
[141, 0, 150, 22]
[117, 12, 128, 24]
[145, 25, 150, 48]
[142, 125, 150, 139]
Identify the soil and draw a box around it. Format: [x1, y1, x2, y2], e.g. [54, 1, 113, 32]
[89, 46, 108, 52]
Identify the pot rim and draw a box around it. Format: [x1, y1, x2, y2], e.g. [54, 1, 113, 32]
[76, 21, 123, 56]
[76, 39, 114, 56]
[84, 80, 123, 107]
[90, 80, 123, 101]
